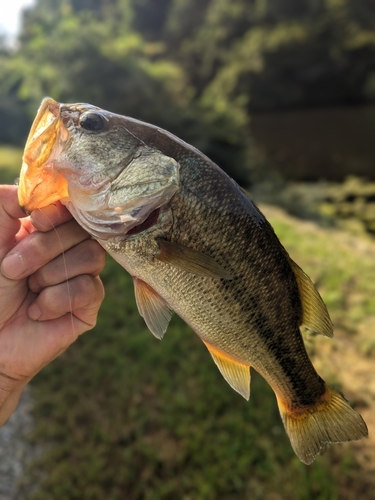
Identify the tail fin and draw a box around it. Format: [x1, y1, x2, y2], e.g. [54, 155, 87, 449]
[277, 385, 368, 465]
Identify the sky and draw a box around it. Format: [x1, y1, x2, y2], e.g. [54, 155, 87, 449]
[0, 0, 36, 39]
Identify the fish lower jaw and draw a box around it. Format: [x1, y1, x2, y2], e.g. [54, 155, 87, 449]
[65, 202, 162, 242]
[65, 204, 127, 240]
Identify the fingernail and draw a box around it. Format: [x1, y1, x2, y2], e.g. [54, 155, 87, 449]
[28, 303, 42, 320]
[1, 252, 26, 279]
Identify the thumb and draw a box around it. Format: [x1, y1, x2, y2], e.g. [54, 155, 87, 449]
[0, 185, 27, 260]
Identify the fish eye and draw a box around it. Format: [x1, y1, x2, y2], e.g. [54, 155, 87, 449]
[79, 112, 106, 132]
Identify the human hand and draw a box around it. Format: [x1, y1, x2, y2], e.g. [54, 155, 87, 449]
[0, 185, 106, 425]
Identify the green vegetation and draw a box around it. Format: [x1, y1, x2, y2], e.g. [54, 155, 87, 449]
[1, 0, 375, 184]
[265, 205, 375, 335]
[0, 146, 23, 184]
[255, 176, 375, 239]
[321, 177, 375, 235]
[1, 0, 375, 497]
[3, 134, 374, 499]
[1, 157, 374, 498]
[9, 202, 374, 500]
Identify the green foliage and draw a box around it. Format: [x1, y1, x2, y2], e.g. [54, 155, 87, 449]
[180, 0, 374, 111]
[0, 146, 23, 184]
[268, 208, 375, 332]
[320, 177, 375, 235]
[149, 0, 375, 112]
[11, 259, 331, 498]
[1, 0, 375, 184]
[14, 227, 375, 499]
[0, 0, 250, 182]
[1, 1, 375, 497]
[254, 174, 375, 237]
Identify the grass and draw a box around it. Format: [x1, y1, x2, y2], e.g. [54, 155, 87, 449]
[265, 206, 375, 335]
[1, 147, 375, 498]
[0, 145, 23, 184]
[18, 259, 345, 500]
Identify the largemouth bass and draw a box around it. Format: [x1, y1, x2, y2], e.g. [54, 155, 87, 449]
[18, 98, 367, 464]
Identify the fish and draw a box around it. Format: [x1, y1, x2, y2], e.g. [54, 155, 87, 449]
[18, 97, 368, 465]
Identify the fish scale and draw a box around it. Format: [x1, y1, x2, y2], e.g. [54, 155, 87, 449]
[111, 166, 322, 403]
[18, 98, 368, 465]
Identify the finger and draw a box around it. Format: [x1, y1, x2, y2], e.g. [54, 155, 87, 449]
[30, 202, 73, 232]
[0, 185, 25, 220]
[28, 275, 105, 325]
[0, 186, 24, 259]
[28, 239, 106, 293]
[1, 219, 90, 280]
[5, 276, 105, 379]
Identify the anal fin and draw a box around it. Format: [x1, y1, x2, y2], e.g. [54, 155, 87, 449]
[133, 277, 172, 339]
[202, 340, 251, 400]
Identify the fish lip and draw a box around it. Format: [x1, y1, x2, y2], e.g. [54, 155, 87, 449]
[19, 99, 122, 212]
[18, 204, 30, 215]
[18, 98, 71, 211]
[23, 98, 61, 154]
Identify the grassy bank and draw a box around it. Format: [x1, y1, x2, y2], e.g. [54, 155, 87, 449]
[0, 146, 23, 184]
[19, 258, 349, 500]
[20, 211, 375, 500]
[1, 149, 375, 498]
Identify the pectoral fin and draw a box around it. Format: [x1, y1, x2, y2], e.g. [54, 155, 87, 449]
[133, 277, 172, 339]
[156, 239, 232, 279]
[289, 259, 333, 338]
[202, 340, 251, 400]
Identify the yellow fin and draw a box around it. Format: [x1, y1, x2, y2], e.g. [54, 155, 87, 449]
[133, 277, 172, 339]
[202, 341, 251, 400]
[156, 239, 233, 279]
[277, 385, 368, 465]
[289, 259, 333, 338]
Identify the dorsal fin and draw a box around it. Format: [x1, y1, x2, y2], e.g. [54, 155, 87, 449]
[289, 259, 333, 338]
[133, 277, 172, 339]
[156, 239, 233, 279]
[202, 340, 251, 400]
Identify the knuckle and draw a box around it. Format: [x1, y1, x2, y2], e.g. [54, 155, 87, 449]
[72, 275, 104, 309]
[31, 202, 72, 231]
[63, 219, 89, 242]
[78, 274, 97, 296]
[27, 231, 53, 260]
[79, 239, 106, 274]
[28, 266, 49, 292]
[42, 284, 70, 315]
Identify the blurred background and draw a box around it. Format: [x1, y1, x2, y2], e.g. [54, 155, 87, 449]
[1, 0, 375, 499]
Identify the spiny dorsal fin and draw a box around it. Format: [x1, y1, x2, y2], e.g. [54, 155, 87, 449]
[202, 340, 251, 400]
[156, 239, 232, 279]
[133, 277, 172, 339]
[289, 259, 333, 338]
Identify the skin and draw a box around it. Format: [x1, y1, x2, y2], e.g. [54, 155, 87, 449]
[0, 185, 106, 425]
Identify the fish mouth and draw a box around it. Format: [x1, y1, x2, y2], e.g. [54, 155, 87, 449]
[126, 208, 161, 237]
[18, 98, 70, 212]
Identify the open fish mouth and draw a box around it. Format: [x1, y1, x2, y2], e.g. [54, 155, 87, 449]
[18, 98, 70, 212]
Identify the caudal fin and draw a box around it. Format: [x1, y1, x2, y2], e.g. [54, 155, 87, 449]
[277, 385, 368, 465]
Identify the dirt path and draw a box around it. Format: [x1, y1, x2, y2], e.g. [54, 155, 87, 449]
[0, 388, 37, 500]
